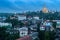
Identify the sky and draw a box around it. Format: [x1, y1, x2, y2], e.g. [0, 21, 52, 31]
[0, 0, 60, 13]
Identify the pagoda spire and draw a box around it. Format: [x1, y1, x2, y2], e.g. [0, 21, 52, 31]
[42, 3, 48, 13]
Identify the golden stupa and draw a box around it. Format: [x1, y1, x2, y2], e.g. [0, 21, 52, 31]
[42, 3, 48, 13]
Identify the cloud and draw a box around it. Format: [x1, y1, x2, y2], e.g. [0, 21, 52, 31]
[40, 0, 54, 3]
[8, 0, 53, 3]
[0, 0, 60, 13]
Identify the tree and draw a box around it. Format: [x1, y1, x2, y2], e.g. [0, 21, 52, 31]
[52, 21, 56, 29]
[0, 27, 8, 40]
[0, 27, 20, 40]
[45, 31, 50, 40]
[5, 16, 18, 28]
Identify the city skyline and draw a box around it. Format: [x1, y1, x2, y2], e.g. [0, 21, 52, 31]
[0, 0, 60, 13]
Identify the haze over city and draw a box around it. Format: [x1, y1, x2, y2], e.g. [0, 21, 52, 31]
[0, 0, 60, 13]
[1, 0, 60, 40]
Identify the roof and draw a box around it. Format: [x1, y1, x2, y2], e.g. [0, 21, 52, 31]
[16, 35, 32, 40]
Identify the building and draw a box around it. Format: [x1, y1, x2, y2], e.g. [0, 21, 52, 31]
[42, 3, 48, 13]
[29, 24, 37, 33]
[16, 27, 28, 37]
[33, 16, 39, 20]
[40, 25, 45, 31]
[0, 22, 12, 27]
[0, 17, 6, 22]
[27, 16, 32, 20]
[52, 20, 60, 28]
[19, 27, 28, 37]
[16, 35, 32, 40]
[56, 21, 60, 28]
[43, 21, 52, 31]
[17, 15, 26, 21]
[6, 29, 19, 40]
[6, 29, 19, 35]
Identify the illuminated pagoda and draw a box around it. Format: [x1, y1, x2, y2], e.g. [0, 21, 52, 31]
[42, 3, 48, 13]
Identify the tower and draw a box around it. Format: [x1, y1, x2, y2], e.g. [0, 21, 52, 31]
[42, 3, 48, 13]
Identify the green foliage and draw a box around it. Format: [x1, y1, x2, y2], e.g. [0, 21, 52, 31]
[5, 16, 18, 27]
[45, 31, 55, 40]
[0, 27, 19, 40]
[45, 31, 50, 40]
[52, 22, 56, 29]
[0, 27, 7, 40]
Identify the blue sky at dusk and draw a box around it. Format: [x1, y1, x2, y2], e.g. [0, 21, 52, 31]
[0, 0, 60, 13]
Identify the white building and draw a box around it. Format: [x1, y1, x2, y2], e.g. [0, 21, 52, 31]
[27, 16, 32, 20]
[0, 17, 6, 21]
[43, 21, 52, 27]
[29, 24, 37, 32]
[56, 21, 60, 28]
[0, 22, 12, 27]
[19, 27, 28, 37]
[33, 16, 39, 20]
[43, 21, 52, 31]
[52, 20, 60, 28]
[16, 27, 28, 37]
[17, 15, 26, 21]
[40, 26, 45, 31]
